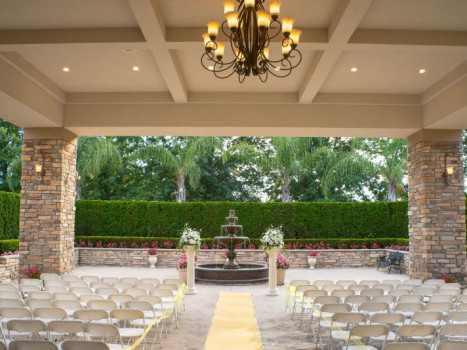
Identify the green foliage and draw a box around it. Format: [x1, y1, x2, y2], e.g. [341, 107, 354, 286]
[0, 119, 23, 192]
[0, 239, 19, 254]
[0, 192, 20, 239]
[75, 200, 409, 239]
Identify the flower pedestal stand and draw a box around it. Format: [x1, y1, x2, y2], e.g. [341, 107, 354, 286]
[266, 247, 280, 296]
[184, 245, 197, 295]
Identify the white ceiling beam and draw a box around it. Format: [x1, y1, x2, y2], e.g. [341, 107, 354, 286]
[128, 0, 188, 103]
[298, 0, 374, 104]
[64, 102, 422, 138]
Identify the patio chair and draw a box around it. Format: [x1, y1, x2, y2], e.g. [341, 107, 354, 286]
[0, 307, 32, 324]
[378, 284, 395, 293]
[336, 280, 357, 289]
[313, 280, 334, 288]
[81, 276, 101, 284]
[0, 284, 18, 291]
[447, 311, 467, 324]
[73, 310, 109, 324]
[361, 288, 384, 298]
[111, 283, 132, 293]
[45, 286, 68, 294]
[394, 302, 424, 319]
[6, 319, 48, 340]
[331, 289, 355, 302]
[373, 295, 397, 309]
[162, 279, 183, 286]
[53, 293, 79, 301]
[87, 300, 117, 312]
[108, 295, 134, 309]
[9, 340, 58, 350]
[29, 291, 53, 300]
[122, 288, 147, 297]
[119, 277, 140, 285]
[383, 343, 430, 350]
[40, 273, 60, 281]
[101, 277, 120, 284]
[389, 289, 412, 298]
[425, 302, 454, 316]
[403, 279, 423, 287]
[410, 311, 443, 327]
[381, 280, 402, 287]
[83, 323, 126, 350]
[398, 295, 423, 303]
[349, 285, 370, 295]
[312, 303, 352, 345]
[429, 294, 457, 303]
[359, 302, 390, 317]
[0, 291, 22, 299]
[20, 279, 42, 288]
[109, 309, 146, 345]
[0, 299, 24, 309]
[44, 280, 67, 287]
[370, 312, 405, 341]
[18, 284, 41, 297]
[33, 307, 68, 323]
[437, 323, 467, 342]
[61, 340, 110, 350]
[27, 299, 54, 310]
[79, 295, 105, 306]
[47, 320, 85, 342]
[90, 282, 111, 290]
[360, 280, 381, 287]
[140, 278, 160, 287]
[134, 283, 154, 292]
[344, 295, 371, 311]
[69, 287, 93, 296]
[95, 288, 120, 297]
[344, 324, 389, 349]
[377, 252, 404, 274]
[395, 324, 437, 346]
[61, 275, 81, 282]
[67, 281, 88, 289]
[53, 300, 83, 318]
[329, 312, 367, 349]
[436, 341, 467, 350]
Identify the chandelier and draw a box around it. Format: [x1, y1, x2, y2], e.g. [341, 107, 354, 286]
[201, 0, 302, 83]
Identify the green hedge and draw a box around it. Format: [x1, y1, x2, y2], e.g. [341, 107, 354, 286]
[75, 236, 409, 249]
[0, 239, 19, 254]
[0, 192, 20, 239]
[75, 200, 409, 239]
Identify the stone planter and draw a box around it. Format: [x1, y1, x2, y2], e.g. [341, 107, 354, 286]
[277, 269, 286, 285]
[178, 269, 187, 284]
[148, 255, 158, 268]
[308, 257, 317, 269]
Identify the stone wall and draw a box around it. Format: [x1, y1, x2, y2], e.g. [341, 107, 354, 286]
[408, 132, 466, 281]
[76, 248, 409, 273]
[19, 138, 77, 275]
[0, 255, 19, 282]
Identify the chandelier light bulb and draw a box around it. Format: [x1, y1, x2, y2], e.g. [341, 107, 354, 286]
[245, 0, 256, 8]
[281, 17, 294, 37]
[207, 21, 220, 40]
[223, 1, 236, 14]
[235, 48, 245, 62]
[282, 43, 291, 57]
[215, 42, 226, 60]
[226, 11, 239, 31]
[257, 11, 271, 30]
[269, 1, 281, 20]
[262, 47, 270, 60]
[289, 29, 301, 48]
[203, 33, 214, 51]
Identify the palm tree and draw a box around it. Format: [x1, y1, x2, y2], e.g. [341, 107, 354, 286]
[317, 138, 407, 201]
[135, 137, 222, 202]
[76, 137, 122, 199]
[225, 137, 311, 202]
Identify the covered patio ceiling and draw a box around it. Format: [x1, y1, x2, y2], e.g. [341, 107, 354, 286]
[0, 0, 466, 137]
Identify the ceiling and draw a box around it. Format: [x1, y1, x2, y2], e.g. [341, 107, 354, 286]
[0, 0, 466, 137]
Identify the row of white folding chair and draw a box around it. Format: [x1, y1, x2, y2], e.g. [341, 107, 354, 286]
[3, 339, 113, 350]
[384, 341, 467, 350]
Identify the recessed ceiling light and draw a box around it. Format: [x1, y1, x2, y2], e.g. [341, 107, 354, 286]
[418, 68, 426, 74]
[350, 67, 358, 72]
[132, 66, 140, 71]
[62, 67, 70, 72]
[208, 66, 214, 71]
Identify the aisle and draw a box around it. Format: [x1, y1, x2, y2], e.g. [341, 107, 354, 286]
[205, 292, 262, 350]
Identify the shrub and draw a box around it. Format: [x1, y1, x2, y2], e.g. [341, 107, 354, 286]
[75, 200, 409, 239]
[0, 239, 19, 254]
[0, 192, 20, 239]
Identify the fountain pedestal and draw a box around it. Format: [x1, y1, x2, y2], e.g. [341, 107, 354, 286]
[266, 247, 280, 296]
[184, 245, 198, 295]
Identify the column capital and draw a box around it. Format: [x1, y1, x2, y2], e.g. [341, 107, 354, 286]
[23, 128, 77, 143]
[407, 129, 462, 147]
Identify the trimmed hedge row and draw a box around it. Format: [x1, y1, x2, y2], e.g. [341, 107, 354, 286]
[75, 200, 409, 239]
[74, 236, 409, 250]
[0, 192, 20, 240]
[0, 239, 19, 253]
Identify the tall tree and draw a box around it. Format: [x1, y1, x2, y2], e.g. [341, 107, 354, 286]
[0, 119, 22, 192]
[76, 137, 122, 199]
[318, 138, 407, 201]
[135, 137, 222, 202]
[225, 137, 311, 202]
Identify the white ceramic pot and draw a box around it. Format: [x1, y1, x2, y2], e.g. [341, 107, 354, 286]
[308, 257, 317, 269]
[148, 255, 158, 268]
[277, 269, 286, 285]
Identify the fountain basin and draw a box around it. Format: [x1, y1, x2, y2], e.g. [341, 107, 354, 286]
[195, 264, 268, 285]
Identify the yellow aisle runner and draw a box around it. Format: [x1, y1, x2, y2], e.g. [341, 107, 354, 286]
[205, 292, 262, 350]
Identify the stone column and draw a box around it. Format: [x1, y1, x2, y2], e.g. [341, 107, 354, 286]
[407, 130, 466, 281]
[19, 129, 77, 276]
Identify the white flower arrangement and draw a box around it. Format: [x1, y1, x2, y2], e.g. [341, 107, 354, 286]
[260, 226, 284, 250]
[179, 224, 202, 251]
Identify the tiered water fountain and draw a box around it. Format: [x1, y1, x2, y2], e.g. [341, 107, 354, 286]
[195, 210, 268, 284]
